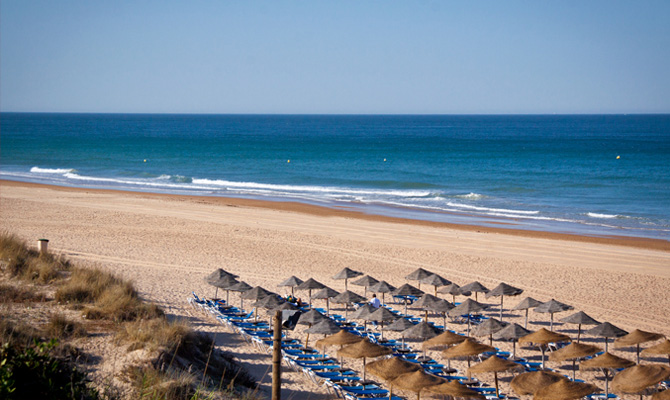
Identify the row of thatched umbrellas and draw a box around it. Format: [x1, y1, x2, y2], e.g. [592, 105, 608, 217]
[204, 267, 670, 399]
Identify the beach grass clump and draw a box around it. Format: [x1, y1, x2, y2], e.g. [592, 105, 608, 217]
[116, 317, 192, 353]
[127, 366, 198, 400]
[0, 283, 45, 303]
[0, 233, 69, 283]
[56, 266, 163, 322]
[45, 313, 88, 340]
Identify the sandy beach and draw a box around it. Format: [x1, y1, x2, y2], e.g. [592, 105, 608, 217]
[2, 180, 669, 399]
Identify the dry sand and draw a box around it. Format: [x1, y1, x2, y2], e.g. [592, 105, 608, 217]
[1, 180, 669, 399]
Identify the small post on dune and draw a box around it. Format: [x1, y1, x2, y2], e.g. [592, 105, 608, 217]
[272, 310, 282, 400]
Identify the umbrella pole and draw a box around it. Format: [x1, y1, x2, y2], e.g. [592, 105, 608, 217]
[636, 343, 640, 364]
[499, 296, 504, 321]
[345, 279, 348, 291]
[604, 369, 609, 397]
[215, 287, 219, 299]
[305, 323, 312, 348]
[443, 313, 446, 328]
[363, 357, 366, 381]
[512, 340, 517, 359]
[326, 298, 330, 315]
[605, 337, 608, 352]
[541, 346, 546, 369]
[494, 372, 500, 398]
[308, 289, 312, 309]
[467, 317, 471, 336]
[577, 324, 581, 342]
[572, 360, 576, 381]
[525, 309, 529, 329]
[550, 313, 554, 331]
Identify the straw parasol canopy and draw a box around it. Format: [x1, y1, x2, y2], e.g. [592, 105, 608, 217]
[315, 329, 362, 349]
[534, 378, 601, 400]
[332, 267, 363, 290]
[423, 298, 455, 328]
[511, 371, 568, 396]
[403, 320, 441, 341]
[204, 268, 239, 300]
[295, 278, 326, 307]
[447, 298, 488, 336]
[468, 355, 524, 398]
[519, 328, 571, 369]
[254, 294, 285, 310]
[513, 296, 543, 329]
[227, 281, 253, 308]
[414, 293, 441, 309]
[586, 322, 628, 352]
[653, 391, 670, 400]
[405, 267, 433, 290]
[368, 280, 395, 305]
[548, 342, 601, 380]
[560, 311, 600, 342]
[533, 299, 573, 330]
[337, 339, 392, 380]
[390, 369, 445, 400]
[611, 364, 670, 395]
[241, 286, 274, 300]
[472, 317, 506, 346]
[438, 283, 470, 303]
[268, 301, 298, 314]
[297, 309, 328, 325]
[460, 281, 489, 301]
[426, 380, 485, 400]
[642, 339, 670, 366]
[423, 330, 468, 350]
[366, 306, 398, 340]
[331, 290, 366, 318]
[366, 356, 422, 400]
[277, 275, 303, 295]
[581, 352, 635, 396]
[311, 286, 339, 314]
[304, 319, 341, 335]
[351, 274, 379, 297]
[420, 273, 451, 296]
[349, 303, 377, 321]
[384, 317, 416, 348]
[392, 283, 424, 315]
[485, 282, 523, 321]
[442, 338, 495, 368]
[614, 329, 665, 363]
[493, 323, 531, 359]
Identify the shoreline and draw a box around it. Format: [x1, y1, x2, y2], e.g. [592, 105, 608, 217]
[2, 179, 669, 252]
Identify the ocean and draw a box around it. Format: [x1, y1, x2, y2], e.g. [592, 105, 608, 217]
[2, 113, 669, 240]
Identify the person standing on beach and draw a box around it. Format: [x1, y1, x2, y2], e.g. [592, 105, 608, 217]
[370, 293, 381, 308]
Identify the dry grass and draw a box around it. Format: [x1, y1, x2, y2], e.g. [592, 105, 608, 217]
[116, 318, 192, 353]
[0, 232, 70, 283]
[0, 282, 46, 303]
[45, 313, 88, 340]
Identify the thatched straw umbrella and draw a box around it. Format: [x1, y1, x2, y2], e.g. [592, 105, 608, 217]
[422, 330, 467, 371]
[315, 329, 362, 352]
[534, 379, 601, 400]
[611, 364, 670, 398]
[240, 286, 274, 318]
[405, 268, 433, 290]
[425, 380, 485, 400]
[642, 339, 670, 366]
[304, 318, 341, 336]
[204, 269, 239, 301]
[383, 317, 416, 349]
[511, 371, 568, 397]
[485, 282, 523, 321]
[518, 328, 571, 369]
[277, 275, 303, 296]
[471, 317, 505, 346]
[366, 306, 398, 341]
[368, 280, 395, 305]
[391, 283, 424, 316]
[332, 267, 362, 291]
[614, 329, 665, 363]
[559, 311, 600, 342]
[295, 278, 326, 308]
[311, 286, 339, 314]
[349, 303, 377, 330]
[390, 369, 445, 400]
[442, 338, 495, 369]
[468, 355, 524, 398]
[512, 296, 542, 329]
[447, 298, 488, 336]
[581, 352, 635, 397]
[460, 281, 489, 302]
[413, 294, 441, 319]
[423, 299, 454, 328]
[227, 281, 252, 309]
[337, 339, 392, 381]
[297, 309, 329, 347]
[586, 322, 628, 352]
[331, 290, 366, 319]
[548, 342, 601, 380]
[438, 283, 470, 304]
[492, 323, 530, 359]
[533, 299, 573, 330]
[366, 356, 421, 399]
[420, 273, 451, 296]
[652, 390, 670, 400]
[403, 320, 441, 359]
[351, 274, 379, 297]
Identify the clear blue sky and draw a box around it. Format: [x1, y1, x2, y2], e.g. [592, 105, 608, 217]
[2, 1, 669, 114]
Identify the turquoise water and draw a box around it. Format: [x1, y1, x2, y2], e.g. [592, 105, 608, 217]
[2, 113, 669, 240]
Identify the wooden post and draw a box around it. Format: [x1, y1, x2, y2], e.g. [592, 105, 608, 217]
[272, 310, 281, 400]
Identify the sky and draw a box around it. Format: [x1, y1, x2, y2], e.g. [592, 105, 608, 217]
[1, 1, 669, 114]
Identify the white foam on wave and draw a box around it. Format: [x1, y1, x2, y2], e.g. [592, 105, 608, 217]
[30, 167, 75, 174]
[586, 212, 623, 219]
[453, 192, 485, 200]
[446, 201, 539, 215]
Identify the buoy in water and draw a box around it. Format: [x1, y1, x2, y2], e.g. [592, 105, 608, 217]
[616, 155, 620, 159]
[287, 160, 290, 163]
[144, 159, 147, 163]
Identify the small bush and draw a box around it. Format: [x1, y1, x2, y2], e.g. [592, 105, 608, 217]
[116, 318, 192, 353]
[45, 314, 87, 340]
[0, 283, 45, 303]
[0, 233, 69, 283]
[127, 366, 197, 400]
[0, 339, 98, 400]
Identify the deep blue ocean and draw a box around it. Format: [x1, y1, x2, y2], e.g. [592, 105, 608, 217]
[2, 113, 669, 240]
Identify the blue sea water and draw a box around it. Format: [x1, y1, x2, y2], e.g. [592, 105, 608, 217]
[2, 113, 669, 241]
